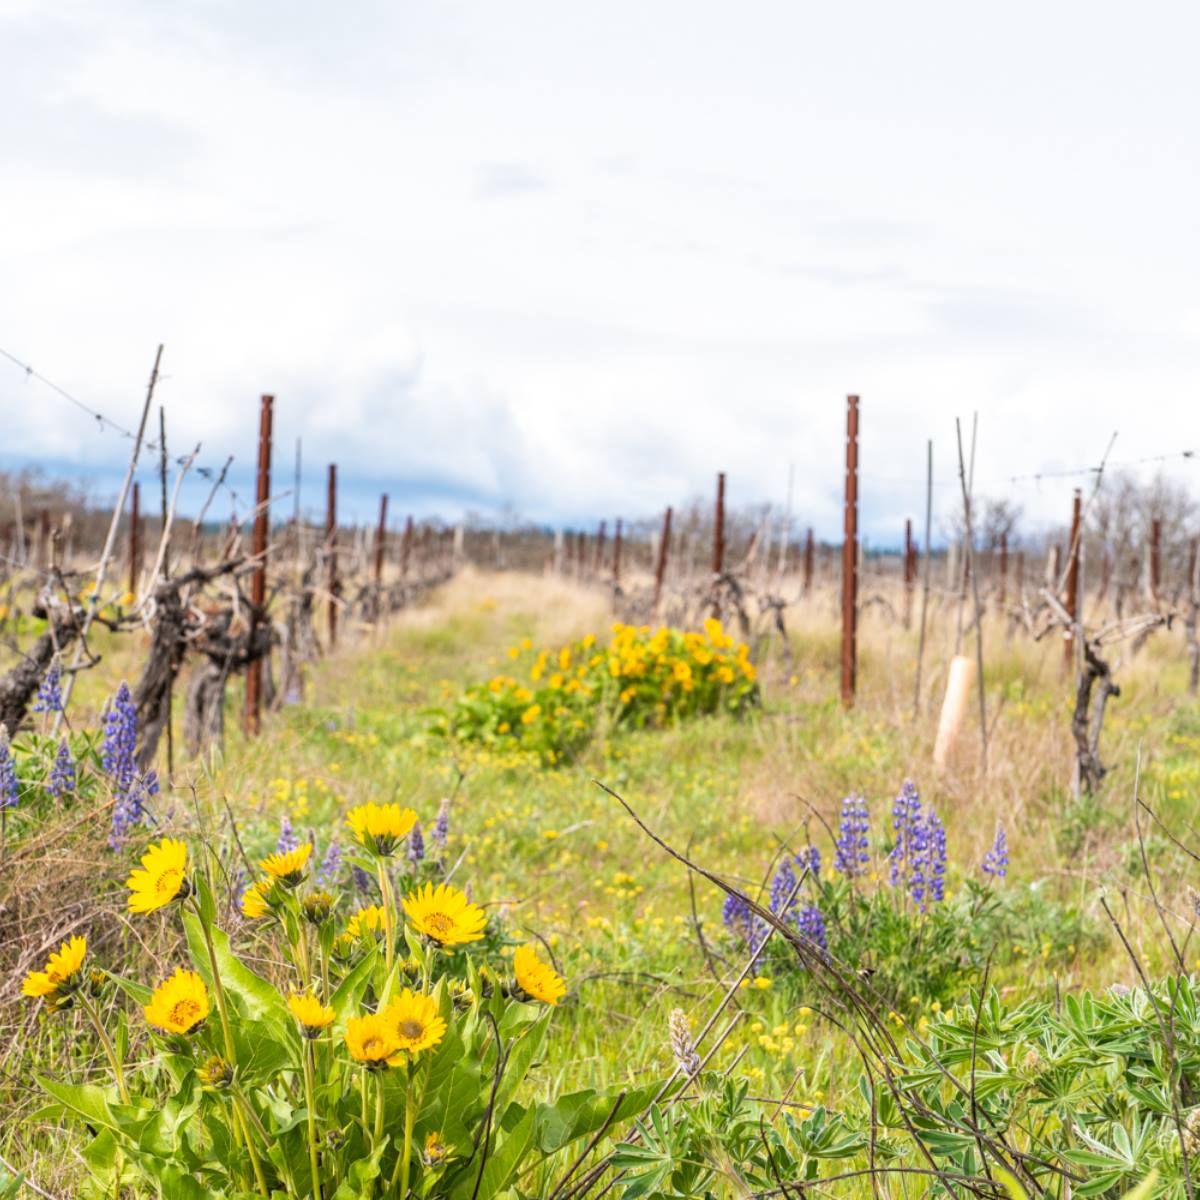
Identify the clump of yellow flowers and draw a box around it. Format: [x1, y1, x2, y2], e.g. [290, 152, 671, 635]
[436, 617, 759, 763]
[25, 803, 583, 1199]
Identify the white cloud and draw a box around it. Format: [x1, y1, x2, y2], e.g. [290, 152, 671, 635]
[1, 0, 1198, 539]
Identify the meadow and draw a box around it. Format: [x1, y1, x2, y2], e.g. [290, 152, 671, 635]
[2, 562, 1197, 1198]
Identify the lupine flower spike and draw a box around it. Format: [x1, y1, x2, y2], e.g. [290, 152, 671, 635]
[982, 825, 1009, 879]
[0, 726, 18, 811]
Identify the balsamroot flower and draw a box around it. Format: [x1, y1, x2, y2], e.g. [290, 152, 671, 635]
[126, 838, 189, 914]
[346, 904, 388, 939]
[287, 992, 335, 1037]
[22, 936, 87, 1002]
[346, 802, 418, 857]
[240, 879, 273, 919]
[259, 842, 312, 886]
[513, 943, 566, 1005]
[345, 1013, 402, 1068]
[144, 968, 210, 1034]
[668, 1008, 702, 1077]
[403, 883, 487, 946]
[383, 988, 448, 1056]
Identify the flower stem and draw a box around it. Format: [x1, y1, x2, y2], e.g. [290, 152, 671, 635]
[192, 897, 237, 1067]
[377, 860, 395, 979]
[302, 1040, 323, 1200]
[78, 993, 129, 1104]
[373, 1070, 386, 1146]
[388, 1064, 419, 1195]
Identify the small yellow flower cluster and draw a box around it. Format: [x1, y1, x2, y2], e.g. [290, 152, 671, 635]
[442, 618, 759, 763]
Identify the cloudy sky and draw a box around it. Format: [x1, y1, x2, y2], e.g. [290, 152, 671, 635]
[2, 0, 1198, 541]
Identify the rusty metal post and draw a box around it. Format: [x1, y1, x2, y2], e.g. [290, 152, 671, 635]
[1150, 517, 1162, 608]
[653, 506, 672, 615]
[713, 472, 726, 576]
[326, 464, 338, 646]
[401, 515, 413, 581]
[903, 517, 914, 629]
[594, 521, 606, 578]
[998, 531, 1008, 607]
[129, 481, 141, 598]
[244, 394, 274, 735]
[577, 532, 586, 579]
[803, 527, 814, 594]
[841, 396, 859, 708]
[1064, 488, 1081, 667]
[613, 518, 622, 587]
[373, 493, 388, 598]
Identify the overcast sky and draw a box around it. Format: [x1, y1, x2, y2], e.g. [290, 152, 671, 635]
[2, 0, 1198, 541]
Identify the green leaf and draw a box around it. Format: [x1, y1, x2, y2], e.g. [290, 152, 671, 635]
[1120, 1171, 1159, 1200]
[37, 1076, 120, 1133]
[992, 1167, 1031, 1200]
[183, 911, 288, 1026]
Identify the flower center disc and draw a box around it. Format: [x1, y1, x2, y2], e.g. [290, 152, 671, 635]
[426, 912, 453, 935]
[156, 869, 182, 897]
[170, 998, 200, 1028]
[397, 1019, 425, 1040]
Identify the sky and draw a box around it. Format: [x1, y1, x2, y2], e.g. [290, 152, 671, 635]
[2, 0, 1199, 543]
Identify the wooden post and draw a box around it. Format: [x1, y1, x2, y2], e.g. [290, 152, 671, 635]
[326, 464, 338, 646]
[998, 531, 1008, 607]
[129, 481, 141, 597]
[713, 472, 726, 577]
[612, 518, 622, 587]
[653, 506, 672, 615]
[903, 517, 914, 629]
[803, 527, 814, 594]
[594, 521, 606, 578]
[1150, 517, 1162, 608]
[401, 515, 413, 580]
[374, 493, 388, 589]
[841, 396, 860, 708]
[1064, 488, 1081, 668]
[245, 393, 274, 735]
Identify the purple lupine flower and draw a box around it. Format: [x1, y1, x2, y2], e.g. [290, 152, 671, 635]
[927, 811, 947, 903]
[834, 794, 870, 876]
[32, 658, 64, 714]
[982, 826, 1008, 879]
[722, 891, 766, 951]
[432, 798, 450, 851]
[407, 820, 425, 867]
[796, 844, 821, 879]
[48, 738, 76, 800]
[795, 904, 828, 952]
[888, 780, 922, 886]
[0, 727, 18, 810]
[351, 865, 374, 897]
[109, 769, 158, 849]
[887, 781, 946, 911]
[277, 815, 299, 855]
[316, 838, 344, 887]
[769, 858, 798, 917]
[101, 682, 138, 796]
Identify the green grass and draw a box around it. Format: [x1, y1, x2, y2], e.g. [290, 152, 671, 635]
[5, 572, 1200, 1195]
